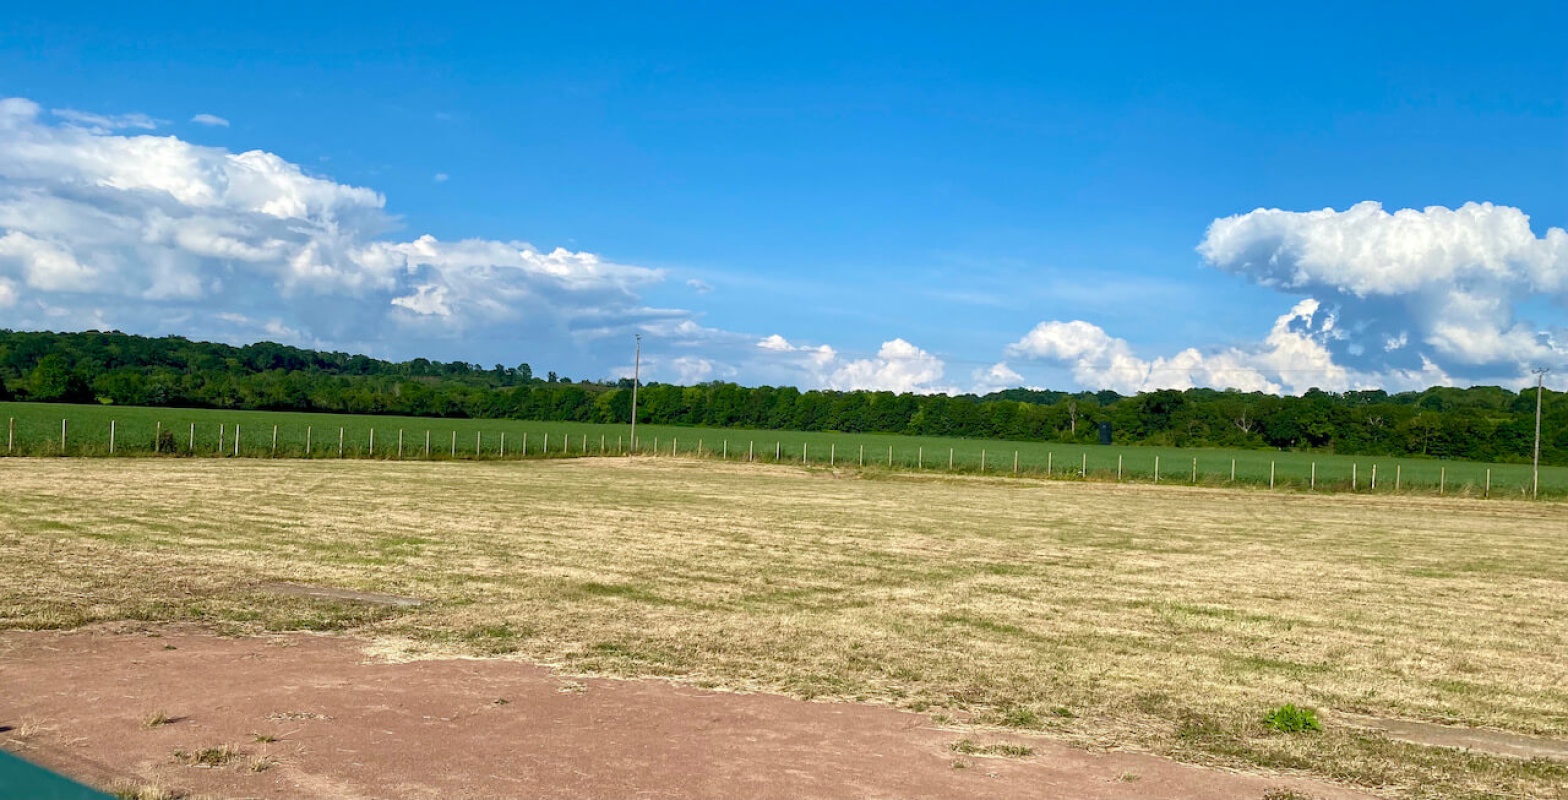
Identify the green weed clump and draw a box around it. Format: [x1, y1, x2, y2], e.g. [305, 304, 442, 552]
[1264, 704, 1321, 733]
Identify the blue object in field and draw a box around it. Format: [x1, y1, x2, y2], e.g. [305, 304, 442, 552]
[0, 750, 114, 800]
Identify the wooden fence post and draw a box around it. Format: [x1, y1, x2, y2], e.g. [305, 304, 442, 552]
[1310, 462, 1316, 490]
[1191, 457, 1197, 484]
[306, 425, 313, 456]
[1117, 454, 1122, 481]
[62, 419, 67, 453]
[1270, 460, 1276, 489]
[272, 425, 278, 457]
[918, 446, 923, 469]
[500, 432, 505, 458]
[1154, 456, 1160, 484]
[1014, 451, 1019, 474]
[110, 420, 116, 454]
[949, 448, 954, 470]
[1081, 453, 1086, 477]
[1440, 467, 1445, 495]
[980, 449, 986, 471]
[189, 422, 195, 453]
[369, 428, 375, 456]
[234, 424, 240, 457]
[218, 423, 224, 455]
[1230, 459, 1236, 482]
[451, 430, 457, 457]
[425, 430, 430, 458]
[1485, 468, 1491, 498]
[339, 427, 345, 457]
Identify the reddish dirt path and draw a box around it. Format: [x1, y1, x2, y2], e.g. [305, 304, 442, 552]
[0, 629, 1376, 800]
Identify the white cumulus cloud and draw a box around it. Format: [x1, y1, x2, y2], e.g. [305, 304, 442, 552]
[1200, 201, 1568, 378]
[0, 96, 674, 369]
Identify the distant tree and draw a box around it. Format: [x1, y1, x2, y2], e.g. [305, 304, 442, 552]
[28, 354, 92, 403]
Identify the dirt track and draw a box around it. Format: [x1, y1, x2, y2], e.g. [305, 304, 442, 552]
[0, 628, 1375, 800]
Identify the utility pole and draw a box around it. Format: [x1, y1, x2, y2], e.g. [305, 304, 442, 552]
[629, 334, 641, 455]
[1533, 367, 1550, 499]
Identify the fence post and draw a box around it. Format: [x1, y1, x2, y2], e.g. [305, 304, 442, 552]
[800, 442, 805, 464]
[1352, 463, 1357, 490]
[1395, 464, 1401, 491]
[749, 441, 753, 462]
[523, 432, 528, 456]
[1047, 452, 1052, 476]
[1014, 451, 1019, 474]
[189, 422, 195, 453]
[698, 438, 703, 457]
[7, 417, 12, 454]
[1154, 455, 1159, 483]
[110, 420, 116, 454]
[888, 445, 892, 467]
[234, 425, 240, 457]
[272, 425, 278, 457]
[155, 421, 161, 453]
[500, 432, 505, 458]
[775, 441, 780, 460]
[61, 418, 67, 453]
[476, 431, 482, 457]
[949, 448, 954, 470]
[401, 429, 407, 459]
[1191, 457, 1197, 484]
[218, 423, 224, 455]
[1440, 467, 1445, 495]
[1117, 454, 1122, 481]
[1270, 460, 1276, 489]
[306, 425, 312, 456]
[1081, 452, 1086, 477]
[674, 437, 679, 457]
[723, 440, 728, 459]
[340, 427, 345, 457]
[1371, 464, 1377, 491]
[425, 430, 430, 458]
[859, 444, 863, 467]
[1485, 468, 1491, 498]
[981, 449, 986, 471]
[831, 443, 836, 466]
[369, 428, 375, 457]
[601, 434, 606, 453]
[1310, 462, 1316, 490]
[563, 434, 568, 454]
[544, 433, 549, 453]
[451, 431, 457, 457]
[918, 446, 923, 469]
[1230, 459, 1235, 482]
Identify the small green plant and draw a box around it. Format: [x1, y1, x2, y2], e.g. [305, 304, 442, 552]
[177, 745, 237, 767]
[1264, 704, 1322, 733]
[950, 738, 1034, 758]
[1261, 789, 1318, 800]
[1000, 706, 1040, 727]
[141, 710, 172, 729]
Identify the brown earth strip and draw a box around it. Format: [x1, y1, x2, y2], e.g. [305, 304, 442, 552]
[1339, 714, 1568, 763]
[0, 628, 1376, 800]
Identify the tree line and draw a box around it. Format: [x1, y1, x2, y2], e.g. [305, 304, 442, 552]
[0, 329, 1561, 464]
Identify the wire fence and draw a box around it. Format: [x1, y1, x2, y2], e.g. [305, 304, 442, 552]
[3, 412, 1559, 500]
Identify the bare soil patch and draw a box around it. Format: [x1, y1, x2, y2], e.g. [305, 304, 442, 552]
[0, 628, 1373, 800]
[1340, 715, 1568, 763]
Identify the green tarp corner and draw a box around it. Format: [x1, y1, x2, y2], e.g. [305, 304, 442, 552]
[0, 750, 114, 800]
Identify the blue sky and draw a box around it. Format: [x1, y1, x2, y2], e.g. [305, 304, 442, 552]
[1, 2, 1564, 392]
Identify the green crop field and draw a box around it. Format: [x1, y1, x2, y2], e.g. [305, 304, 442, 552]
[2, 400, 1564, 497]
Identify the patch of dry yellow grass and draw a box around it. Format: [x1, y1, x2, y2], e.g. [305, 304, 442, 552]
[2, 457, 1565, 799]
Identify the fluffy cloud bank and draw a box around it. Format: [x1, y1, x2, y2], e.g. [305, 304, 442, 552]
[755, 335, 953, 393]
[0, 97, 671, 364]
[1201, 201, 1566, 372]
[1008, 202, 1566, 394]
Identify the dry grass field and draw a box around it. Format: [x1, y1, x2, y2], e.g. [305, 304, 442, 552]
[1, 457, 1565, 799]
